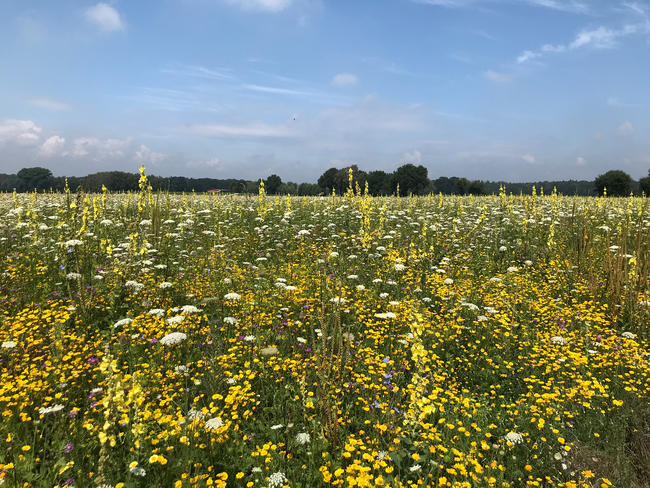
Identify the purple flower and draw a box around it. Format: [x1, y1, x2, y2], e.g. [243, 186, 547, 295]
[88, 357, 99, 365]
[64, 442, 74, 453]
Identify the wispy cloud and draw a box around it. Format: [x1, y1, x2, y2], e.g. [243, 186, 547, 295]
[521, 153, 536, 164]
[331, 73, 358, 87]
[84, 3, 124, 32]
[618, 121, 635, 135]
[162, 64, 234, 81]
[28, 97, 71, 111]
[484, 70, 512, 82]
[412, 0, 591, 14]
[517, 14, 649, 64]
[225, 0, 293, 12]
[362, 57, 414, 76]
[188, 122, 295, 138]
[242, 84, 315, 96]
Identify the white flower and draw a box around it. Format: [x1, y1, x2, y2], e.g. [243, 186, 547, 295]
[394, 264, 405, 272]
[160, 332, 187, 346]
[347, 274, 358, 280]
[166, 315, 185, 325]
[622, 331, 636, 339]
[175, 365, 189, 374]
[187, 409, 207, 421]
[223, 316, 238, 325]
[297, 229, 310, 236]
[505, 431, 523, 445]
[130, 466, 146, 477]
[524, 260, 533, 266]
[39, 404, 65, 415]
[205, 417, 224, 430]
[159, 281, 173, 289]
[113, 318, 133, 328]
[507, 266, 518, 273]
[268, 472, 288, 488]
[223, 277, 232, 284]
[181, 305, 202, 314]
[444, 278, 454, 285]
[499, 246, 507, 252]
[270, 424, 284, 430]
[244, 335, 256, 342]
[550, 336, 566, 346]
[356, 284, 366, 291]
[66, 272, 81, 280]
[64, 239, 84, 248]
[295, 432, 311, 445]
[1, 341, 17, 349]
[330, 297, 346, 304]
[125, 280, 144, 291]
[147, 308, 166, 317]
[224, 292, 241, 301]
[375, 312, 396, 319]
[409, 464, 422, 472]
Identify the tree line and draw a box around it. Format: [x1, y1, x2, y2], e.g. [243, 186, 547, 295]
[2, 165, 649, 196]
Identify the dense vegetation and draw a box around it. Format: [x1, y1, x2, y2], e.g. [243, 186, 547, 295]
[3, 165, 648, 196]
[0, 170, 649, 487]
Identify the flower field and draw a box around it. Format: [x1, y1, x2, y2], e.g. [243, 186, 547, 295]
[1, 176, 649, 488]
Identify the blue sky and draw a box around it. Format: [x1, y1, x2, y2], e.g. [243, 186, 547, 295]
[1, 0, 649, 182]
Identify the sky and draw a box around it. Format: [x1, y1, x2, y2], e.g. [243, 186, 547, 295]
[0, 0, 649, 183]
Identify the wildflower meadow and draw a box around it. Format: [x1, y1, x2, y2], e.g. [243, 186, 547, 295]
[1, 170, 649, 488]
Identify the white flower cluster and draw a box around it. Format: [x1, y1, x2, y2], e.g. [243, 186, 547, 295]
[160, 332, 187, 346]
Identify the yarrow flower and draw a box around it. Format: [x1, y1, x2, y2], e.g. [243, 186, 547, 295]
[295, 432, 310, 445]
[224, 292, 241, 301]
[181, 305, 202, 314]
[550, 336, 566, 346]
[1, 340, 17, 349]
[160, 332, 187, 346]
[505, 431, 524, 445]
[39, 404, 65, 415]
[205, 417, 224, 430]
[622, 331, 636, 339]
[268, 472, 288, 488]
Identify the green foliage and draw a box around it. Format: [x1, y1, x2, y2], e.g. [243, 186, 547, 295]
[594, 170, 633, 196]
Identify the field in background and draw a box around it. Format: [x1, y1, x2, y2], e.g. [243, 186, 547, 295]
[1, 178, 649, 487]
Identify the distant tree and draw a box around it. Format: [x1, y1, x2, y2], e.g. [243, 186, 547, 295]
[332, 165, 366, 194]
[366, 170, 392, 196]
[298, 183, 321, 195]
[393, 163, 429, 196]
[278, 182, 298, 195]
[0, 173, 20, 191]
[639, 170, 650, 195]
[594, 170, 632, 196]
[17, 167, 54, 191]
[455, 177, 470, 195]
[317, 167, 339, 193]
[467, 180, 485, 195]
[265, 174, 282, 194]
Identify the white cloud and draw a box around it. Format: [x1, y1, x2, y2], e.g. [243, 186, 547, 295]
[413, 0, 589, 13]
[135, 145, 166, 165]
[331, 73, 359, 87]
[618, 121, 635, 135]
[0, 119, 42, 146]
[39, 136, 66, 157]
[226, 0, 292, 12]
[187, 157, 221, 168]
[28, 97, 71, 111]
[576, 156, 586, 166]
[70, 136, 131, 159]
[517, 23, 646, 63]
[521, 153, 536, 164]
[484, 70, 512, 82]
[403, 150, 422, 164]
[243, 84, 314, 96]
[85, 3, 124, 32]
[189, 123, 294, 138]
